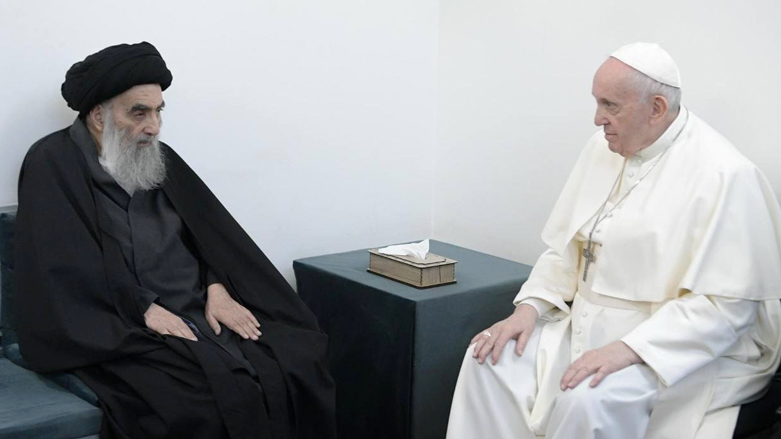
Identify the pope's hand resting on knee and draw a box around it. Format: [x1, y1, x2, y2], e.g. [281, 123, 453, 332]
[559, 341, 643, 390]
[471, 304, 539, 365]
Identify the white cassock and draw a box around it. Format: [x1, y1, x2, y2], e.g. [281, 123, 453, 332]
[447, 106, 781, 439]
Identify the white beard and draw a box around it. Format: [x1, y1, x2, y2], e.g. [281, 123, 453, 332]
[99, 113, 166, 195]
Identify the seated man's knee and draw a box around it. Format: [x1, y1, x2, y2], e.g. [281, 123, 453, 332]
[554, 365, 656, 419]
[556, 377, 611, 415]
[462, 339, 520, 367]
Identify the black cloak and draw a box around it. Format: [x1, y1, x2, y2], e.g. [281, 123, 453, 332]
[15, 124, 336, 439]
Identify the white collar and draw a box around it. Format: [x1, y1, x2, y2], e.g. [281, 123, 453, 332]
[635, 106, 688, 162]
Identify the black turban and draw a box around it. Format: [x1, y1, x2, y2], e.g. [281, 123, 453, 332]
[61, 41, 173, 116]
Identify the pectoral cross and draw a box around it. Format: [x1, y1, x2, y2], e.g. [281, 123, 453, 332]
[582, 241, 596, 282]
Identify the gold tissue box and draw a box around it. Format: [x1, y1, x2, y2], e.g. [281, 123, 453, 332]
[368, 249, 457, 288]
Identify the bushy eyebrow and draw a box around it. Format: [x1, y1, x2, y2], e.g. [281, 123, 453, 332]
[129, 101, 166, 113]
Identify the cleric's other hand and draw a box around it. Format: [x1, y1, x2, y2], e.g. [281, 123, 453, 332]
[205, 283, 262, 341]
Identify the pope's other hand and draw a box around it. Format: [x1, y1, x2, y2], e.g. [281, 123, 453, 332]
[560, 340, 643, 390]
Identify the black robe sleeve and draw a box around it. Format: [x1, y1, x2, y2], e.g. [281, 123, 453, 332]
[135, 286, 159, 314]
[205, 267, 221, 287]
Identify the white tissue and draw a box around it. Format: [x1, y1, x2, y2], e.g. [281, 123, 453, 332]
[378, 239, 430, 260]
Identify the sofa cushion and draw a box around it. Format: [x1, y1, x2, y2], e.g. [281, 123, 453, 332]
[0, 210, 17, 349]
[49, 371, 101, 408]
[3, 343, 27, 368]
[0, 210, 13, 268]
[0, 358, 101, 439]
[5, 343, 99, 407]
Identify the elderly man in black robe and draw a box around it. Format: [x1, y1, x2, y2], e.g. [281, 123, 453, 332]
[15, 42, 336, 439]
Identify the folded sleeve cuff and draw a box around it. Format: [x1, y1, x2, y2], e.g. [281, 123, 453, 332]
[135, 286, 159, 315]
[205, 267, 221, 287]
[518, 298, 556, 319]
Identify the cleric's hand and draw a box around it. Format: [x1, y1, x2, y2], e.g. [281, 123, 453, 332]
[144, 302, 198, 341]
[205, 283, 262, 341]
[471, 303, 539, 365]
[560, 340, 643, 390]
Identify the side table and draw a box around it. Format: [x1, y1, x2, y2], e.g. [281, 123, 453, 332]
[294, 240, 532, 439]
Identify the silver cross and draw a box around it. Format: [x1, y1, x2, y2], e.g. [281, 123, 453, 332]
[582, 242, 596, 282]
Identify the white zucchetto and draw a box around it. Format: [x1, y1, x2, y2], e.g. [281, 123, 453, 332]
[610, 42, 682, 88]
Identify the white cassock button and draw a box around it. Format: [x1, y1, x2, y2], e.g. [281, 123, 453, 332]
[575, 347, 582, 354]
[596, 229, 602, 234]
[576, 329, 583, 335]
[628, 171, 635, 178]
[607, 214, 613, 218]
[581, 311, 588, 317]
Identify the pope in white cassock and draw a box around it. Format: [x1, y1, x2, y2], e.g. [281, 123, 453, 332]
[446, 42, 781, 439]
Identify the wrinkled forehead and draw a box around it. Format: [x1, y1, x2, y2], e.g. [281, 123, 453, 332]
[592, 58, 639, 101]
[111, 84, 164, 110]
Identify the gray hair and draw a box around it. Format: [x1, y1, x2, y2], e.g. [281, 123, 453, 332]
[627, 68, 682, 113]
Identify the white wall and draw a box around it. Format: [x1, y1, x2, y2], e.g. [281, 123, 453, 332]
[2, 1, 779, 284]
[0, 1, 439, 283]
[435, 0, 781, 266]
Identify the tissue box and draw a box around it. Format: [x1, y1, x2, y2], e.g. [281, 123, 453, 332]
[368, 249, 457, 288]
